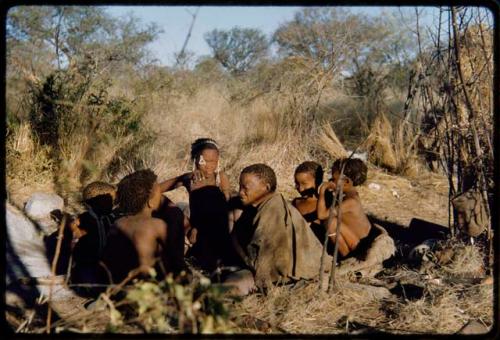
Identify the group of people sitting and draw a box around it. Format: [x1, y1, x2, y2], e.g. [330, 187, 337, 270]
[67, 138, 395, 297]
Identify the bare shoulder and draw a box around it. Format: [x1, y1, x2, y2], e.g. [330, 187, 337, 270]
[340, 195, 362, 212]
[151, 217, 168, 231]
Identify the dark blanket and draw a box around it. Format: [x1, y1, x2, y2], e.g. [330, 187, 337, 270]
[188, 186, 235, 271]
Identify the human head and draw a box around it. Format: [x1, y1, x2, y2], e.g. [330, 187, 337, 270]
[239, 163, 277, 206]
[191, 138, 220, 176]
[330, 158, 367, 189]
[294, 161, 323, 197]
[82, 181, 116, 213]
[116, 169, 161, 215]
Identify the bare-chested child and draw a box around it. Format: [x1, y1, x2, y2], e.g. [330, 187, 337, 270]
[317, 158, 373, 259]
[317, 158, 395, 271]
[98, 170, 170, 284]
[159, 138, 234, 272]
[292, 161, 327, 244]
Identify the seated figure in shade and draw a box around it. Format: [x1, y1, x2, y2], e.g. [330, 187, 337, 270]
[159, 138, 235, 272]
[98, 169, 183, 284]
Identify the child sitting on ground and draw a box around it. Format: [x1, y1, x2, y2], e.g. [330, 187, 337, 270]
[227, 163, 325, 294]
[317, 158, 395, 276]
[71, 181, 117, 295]
[292, 161, 329, 244]
[98, 169, 171, 284]
[159, 138, 234, 272]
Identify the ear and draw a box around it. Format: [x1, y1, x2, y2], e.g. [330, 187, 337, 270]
[265, 183, 271, 192]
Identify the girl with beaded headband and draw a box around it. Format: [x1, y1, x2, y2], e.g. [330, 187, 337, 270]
[159, 138, 234, 272]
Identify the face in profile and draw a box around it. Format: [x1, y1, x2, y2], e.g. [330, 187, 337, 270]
[197, 149, 219, 176]
[294, 171, 317, 198]
[239, 173, 270, 206]
[331, 170, 352, 190]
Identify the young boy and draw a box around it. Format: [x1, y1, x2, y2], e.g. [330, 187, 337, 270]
[98, 169, 171, 284]
[317, 158, 395, 276]
[227, 163, 325, 293]
[292, 161, 326, 243]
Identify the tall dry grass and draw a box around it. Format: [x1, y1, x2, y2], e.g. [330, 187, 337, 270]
[364, 113, 423, 178]
[6, 122, 55, 205]
[132, 82, 314, 199]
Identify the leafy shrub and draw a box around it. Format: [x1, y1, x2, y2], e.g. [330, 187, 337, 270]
[117, 273, 233, 333]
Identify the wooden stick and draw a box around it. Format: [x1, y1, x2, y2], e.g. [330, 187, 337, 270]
[327, 177, 345, 294]
[46, 214, 67, 334]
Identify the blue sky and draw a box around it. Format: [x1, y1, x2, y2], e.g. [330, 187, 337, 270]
[105, 6, 435, 66]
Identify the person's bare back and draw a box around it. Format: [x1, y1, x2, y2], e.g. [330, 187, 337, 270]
[99, 169, 171, 283]
[114, 215, 167, 275]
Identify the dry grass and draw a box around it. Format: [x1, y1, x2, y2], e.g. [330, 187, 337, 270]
[364, 114, 397, 172]
[231, 262, 493, 335]
[233, 278, 387, 334]
[316, 122, 348, 160]
[439, 241, 486, 278]
[387, 290, 468, 333]
[364, 113, 424, 178]
[6, 123, 55, 208]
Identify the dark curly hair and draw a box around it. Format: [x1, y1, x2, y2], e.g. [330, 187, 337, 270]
[294, 161, 324, 188]
[241, 163, 277, 192]
[117, 169, 158, 215]
[191, 138, 219, 161]
[331, 158, 367, 186]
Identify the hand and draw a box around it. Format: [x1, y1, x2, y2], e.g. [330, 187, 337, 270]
[319, 181, 336, 194]
[69, 217, 85, 238]
[192, 169, 205, 182]
[188, 228, 198, 244]
[190, 170, 208, 190]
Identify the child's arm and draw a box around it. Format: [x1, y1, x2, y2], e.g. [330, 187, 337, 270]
[158, 173, 190, 193]
[219, 172, 231, 201]
[317, 181, 336, 220]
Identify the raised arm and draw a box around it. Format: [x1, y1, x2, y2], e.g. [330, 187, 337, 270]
[317, 181, 336, 220]
[158, 173, 190, 193]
